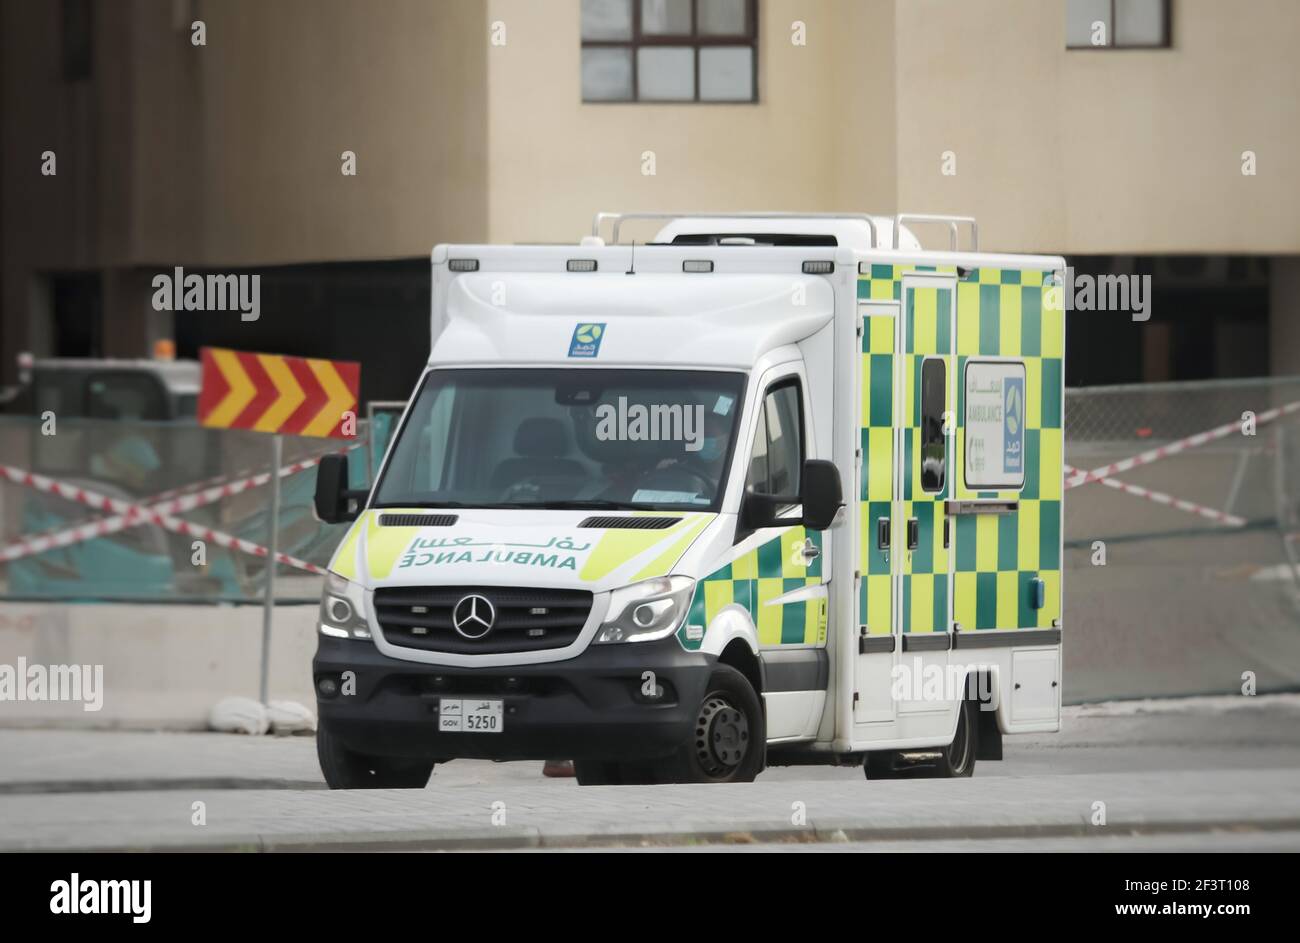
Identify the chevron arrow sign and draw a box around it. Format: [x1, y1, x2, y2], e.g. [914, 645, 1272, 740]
[198, 347, 361, 439]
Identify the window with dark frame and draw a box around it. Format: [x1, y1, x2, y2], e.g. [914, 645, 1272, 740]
[1066, 0, 1170, 49]
[581, 0, 758, 103]
[746, 379, 804, 497]
[920, 358, 947, 494]
[85, 373, 168, 421]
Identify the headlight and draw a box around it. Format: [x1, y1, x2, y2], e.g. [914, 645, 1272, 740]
[319, 572, 371, 640]
[595, 576, 695, 644]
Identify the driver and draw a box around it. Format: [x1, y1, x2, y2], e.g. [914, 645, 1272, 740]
[651, 407, 729, 487]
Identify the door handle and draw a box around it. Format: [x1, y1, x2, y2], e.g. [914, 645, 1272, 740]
[876, 517, 890, 551]
[799, 538, 821, 563]
[907, 518, 919, 550]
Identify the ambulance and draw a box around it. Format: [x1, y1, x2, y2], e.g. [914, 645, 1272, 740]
[311, 212, 1066, 788]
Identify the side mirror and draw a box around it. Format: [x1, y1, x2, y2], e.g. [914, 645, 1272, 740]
[314, 453, 361, 524]
[739, 492, 793, 533]
[738, 459, 843, 533]
[799, 459, 842, 531]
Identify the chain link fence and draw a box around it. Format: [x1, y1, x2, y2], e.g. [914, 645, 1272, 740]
[1063, 376, 1300, 701]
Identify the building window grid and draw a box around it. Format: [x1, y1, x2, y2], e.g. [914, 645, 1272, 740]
[582, 0, 758, 103]
[1066, 0, 1172, 50]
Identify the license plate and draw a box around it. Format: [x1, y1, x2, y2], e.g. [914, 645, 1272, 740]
[439, 698, 503, 733]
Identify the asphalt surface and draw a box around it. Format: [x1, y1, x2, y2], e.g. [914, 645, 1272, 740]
[1, 694, 1297, 851]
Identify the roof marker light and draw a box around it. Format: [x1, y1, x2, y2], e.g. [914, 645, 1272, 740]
[567, 259, 598, 272]
[802, 260, 834, 274]
[683, 260, 714, 273]
[448, 259, 479, 272]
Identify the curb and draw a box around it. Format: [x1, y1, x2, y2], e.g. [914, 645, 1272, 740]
[10, 816, 1300, 853]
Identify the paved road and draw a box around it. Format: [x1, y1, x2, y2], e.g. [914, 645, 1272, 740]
[1, 695, 1298, 851]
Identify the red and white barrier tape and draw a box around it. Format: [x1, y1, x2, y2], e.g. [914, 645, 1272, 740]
[1062, 463, 1246, 527]
[0, 457, 317, 563]
[0, 464, 324, 573]
[0, 440, 365, 564]
[1065, 400, 1300, 491]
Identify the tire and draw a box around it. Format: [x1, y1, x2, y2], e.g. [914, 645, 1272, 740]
[864, 750, 899, 780]
[577, 666, 764, 786]
[573, 760, 621, 786]
[668, 665, 766, 784]
[317, 724, 435, 789]
[574, 760, 665, 786]
[933, 698, 977, 778]
[864, 700, 978, 780]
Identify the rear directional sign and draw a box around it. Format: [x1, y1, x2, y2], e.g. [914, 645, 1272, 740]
[199, 347, 360, 439]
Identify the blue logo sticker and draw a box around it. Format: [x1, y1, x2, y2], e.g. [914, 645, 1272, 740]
[568, 323, 606, 358]
[1003, 375, 1024, 474]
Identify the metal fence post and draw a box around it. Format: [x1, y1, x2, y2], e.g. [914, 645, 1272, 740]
[259, 434, 282, 705]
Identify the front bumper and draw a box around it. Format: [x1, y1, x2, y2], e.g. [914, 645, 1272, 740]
[313, 635, 715, 762]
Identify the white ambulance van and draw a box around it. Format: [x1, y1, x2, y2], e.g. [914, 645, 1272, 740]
[312, 212, 1067, 787]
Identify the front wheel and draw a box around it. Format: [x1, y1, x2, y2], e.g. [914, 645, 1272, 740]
[317, 724, 435, 789]
[573, 760, 621, 786]
[669, 665, 765, 783]
[575, 666, 765, 785]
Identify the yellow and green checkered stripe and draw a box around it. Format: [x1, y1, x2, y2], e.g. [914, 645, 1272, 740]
[856, 264, 1064, 632]
[857, 263, 958, 302]
[858, 314, 894, 637]
[679, 527, 825, 651]
[952, 267, 1063, 629]
[901, 283, 952, 634]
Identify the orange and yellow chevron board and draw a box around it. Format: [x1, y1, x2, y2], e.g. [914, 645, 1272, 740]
[198, 347, 360, 439]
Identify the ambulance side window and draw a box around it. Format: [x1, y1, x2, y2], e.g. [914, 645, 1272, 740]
[920, 358, 946, 493]
[746, 379, 804, 496]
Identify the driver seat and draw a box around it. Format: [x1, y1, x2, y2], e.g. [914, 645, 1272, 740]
[490, 418, 586, 494]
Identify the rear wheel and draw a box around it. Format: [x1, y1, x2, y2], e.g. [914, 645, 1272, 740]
[863, 699, 978, 779]
[933, 698, 977, 778]
[864, 750, 900, 779]
[317, 724, 435, 789]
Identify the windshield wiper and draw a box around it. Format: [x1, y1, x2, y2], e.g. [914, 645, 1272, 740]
[376, 499, 702, 511]
[498, 499, 647, 511]
[372, 501, 486, 509]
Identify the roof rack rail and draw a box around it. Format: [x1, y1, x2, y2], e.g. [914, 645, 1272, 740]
[892, 213, 978, 252]
[591, 211, 881, 250]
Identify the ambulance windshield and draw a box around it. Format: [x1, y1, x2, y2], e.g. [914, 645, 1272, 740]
[373, 368, 746, 512]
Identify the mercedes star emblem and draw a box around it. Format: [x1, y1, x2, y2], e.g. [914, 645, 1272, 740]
[452, 594, 496, 639]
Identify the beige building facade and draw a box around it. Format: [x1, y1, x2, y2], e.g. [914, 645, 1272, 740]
[3, 0, 1298, 390]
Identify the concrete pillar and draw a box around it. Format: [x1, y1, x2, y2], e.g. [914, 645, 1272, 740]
[1270, 257, 1300, 378]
